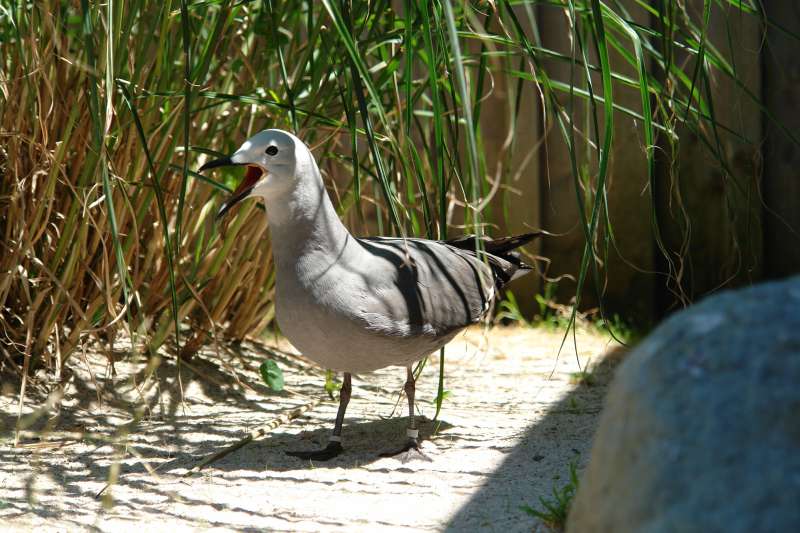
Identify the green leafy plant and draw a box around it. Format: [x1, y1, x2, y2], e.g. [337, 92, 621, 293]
[497, 291, 533, 326]
[569, 370, 596, 387]
[324, 369, 340, 400]
[499, 282, 575, 330]
[535, 283, 559, 323]
[259, 359, 284, 391]
[594, 314, 640, 345]
[431, 389, 452, 406]
[533, 282, 572, 329]
[522, 462, 580, 531]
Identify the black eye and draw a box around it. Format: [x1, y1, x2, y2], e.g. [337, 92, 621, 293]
[266, 146, 278, 156]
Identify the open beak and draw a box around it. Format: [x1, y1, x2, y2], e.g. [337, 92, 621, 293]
[198, 157, 264, 221]
[198, 156, 236, 172]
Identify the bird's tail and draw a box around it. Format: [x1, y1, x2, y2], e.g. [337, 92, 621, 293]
[446, 231, 541, 285]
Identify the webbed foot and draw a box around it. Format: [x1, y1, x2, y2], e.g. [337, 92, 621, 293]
[379, 438, 432, 463]
[286, 441, 343, 461]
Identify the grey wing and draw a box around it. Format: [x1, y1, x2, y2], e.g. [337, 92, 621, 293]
[355, 237, 495, 337]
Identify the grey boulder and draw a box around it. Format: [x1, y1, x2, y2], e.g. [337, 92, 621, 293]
[567, 276, 800, 533]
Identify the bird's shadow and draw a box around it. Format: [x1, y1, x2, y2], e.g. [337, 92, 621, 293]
[160, 415, 454, 473]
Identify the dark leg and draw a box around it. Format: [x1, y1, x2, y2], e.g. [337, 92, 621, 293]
[405, 365, 417, 432]
[287, 373, 351, 461]
[380, 366, 431, 462]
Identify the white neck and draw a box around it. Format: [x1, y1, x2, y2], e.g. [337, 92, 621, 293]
[259, 148, 350, 273]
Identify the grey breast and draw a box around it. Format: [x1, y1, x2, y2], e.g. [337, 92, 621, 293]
[274, 236, 495, 373]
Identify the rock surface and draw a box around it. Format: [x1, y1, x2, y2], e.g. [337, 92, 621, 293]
[567, 276, 800, 533]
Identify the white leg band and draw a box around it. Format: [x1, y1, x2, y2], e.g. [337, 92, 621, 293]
[406, 428, 419, 439]
[329, 435, 342, 443]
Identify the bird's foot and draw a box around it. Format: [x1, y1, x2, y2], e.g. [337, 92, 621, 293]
[286, 441, 343, 461]
[379, 438, 432, 463]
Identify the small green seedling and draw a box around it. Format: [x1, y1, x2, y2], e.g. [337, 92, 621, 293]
[569, 369, 596, 387]
[324, 369, 340, 399]
[497, 291, 532, 326]
[595, 313, 641, 344]
[522, 462, 580, 531]
[431, 389, 451, 405]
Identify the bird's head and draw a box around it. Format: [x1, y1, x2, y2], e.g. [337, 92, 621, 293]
[199, 129, 300, 220]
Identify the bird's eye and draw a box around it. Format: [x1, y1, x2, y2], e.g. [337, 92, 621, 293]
[266, 146, 278, 156]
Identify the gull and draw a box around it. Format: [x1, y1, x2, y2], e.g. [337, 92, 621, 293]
[199, 129, 538, 461]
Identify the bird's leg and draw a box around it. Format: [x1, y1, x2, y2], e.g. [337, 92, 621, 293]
[379, 366, 432, 462]
[332, 373, 352, 441]
[405, 365, 418, 436]
[287, 373, 351, 461]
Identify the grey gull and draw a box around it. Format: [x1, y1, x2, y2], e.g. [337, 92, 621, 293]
[199, 129, 538, 461]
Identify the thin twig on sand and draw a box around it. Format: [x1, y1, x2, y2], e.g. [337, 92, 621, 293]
[183, 397, 321, 476]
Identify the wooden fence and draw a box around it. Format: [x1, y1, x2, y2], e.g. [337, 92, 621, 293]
[482, 0, 799, 325]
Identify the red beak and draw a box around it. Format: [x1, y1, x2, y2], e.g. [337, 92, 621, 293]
[215, 165, 264, 220]
[198, 155, 265, 221]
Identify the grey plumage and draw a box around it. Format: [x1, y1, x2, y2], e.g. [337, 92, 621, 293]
[200, 128, 538, 459]
[276, 233, 537, 373]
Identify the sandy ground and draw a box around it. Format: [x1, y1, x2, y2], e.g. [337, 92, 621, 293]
[0, 326, 622, 532]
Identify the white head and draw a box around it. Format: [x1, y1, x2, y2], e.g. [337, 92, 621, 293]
[199, 129, 313, 220]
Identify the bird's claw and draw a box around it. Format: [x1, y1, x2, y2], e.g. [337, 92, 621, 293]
[286, 441, 343, 461]
[379, 438, 432, 463]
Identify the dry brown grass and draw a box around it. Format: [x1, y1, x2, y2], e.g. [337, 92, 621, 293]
[0, 4, 284, 378]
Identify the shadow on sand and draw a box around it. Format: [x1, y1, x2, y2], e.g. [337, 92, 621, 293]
[1, 338, 623, 531]
[443, 346, 624, 531]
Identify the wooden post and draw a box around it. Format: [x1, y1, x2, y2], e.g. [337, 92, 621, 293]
[762, 0, 800, 278]
[538, 3, 599, 314]
[600, 0, 656, 326]
[655, 1, 763, 314]
[483, 4, 543, 316]
[538, 2, 656, 324]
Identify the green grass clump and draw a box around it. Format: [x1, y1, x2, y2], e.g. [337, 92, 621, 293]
[0, 0, 775, 384]
[522, 462, 580, 531]
[569, 370, 597, 387]
[498, 285, 641, 347]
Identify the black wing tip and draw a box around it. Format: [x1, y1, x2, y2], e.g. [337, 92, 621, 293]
[501, 231, 541, 250]
[445, 231, 542, 254]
